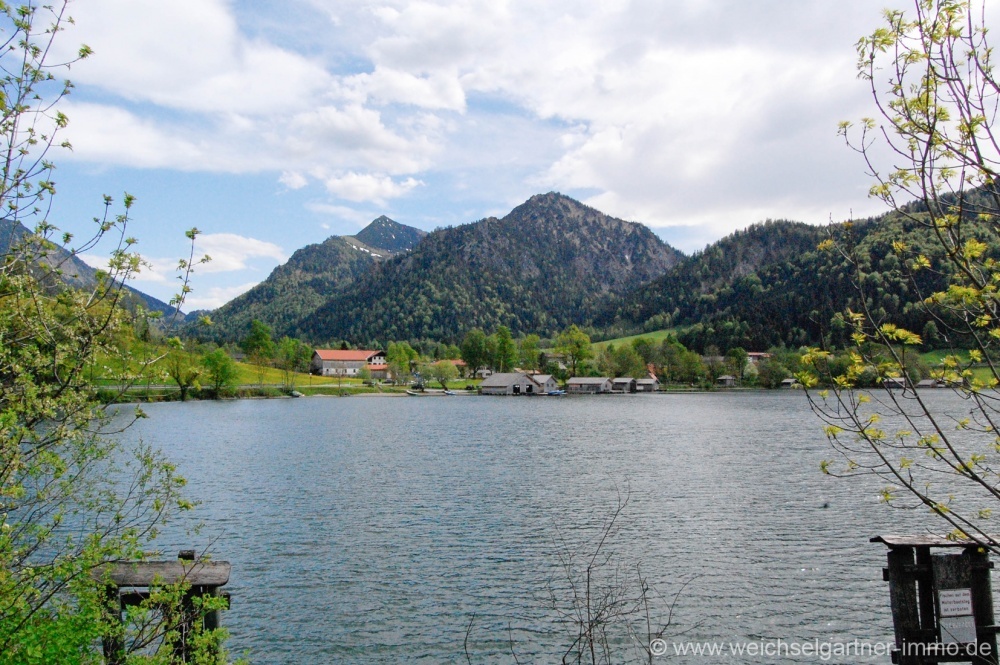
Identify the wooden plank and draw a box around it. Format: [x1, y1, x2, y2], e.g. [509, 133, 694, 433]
[92, 561, 231, 587]
[886, 547, 922, 664]
[873, 535, 1000, 549]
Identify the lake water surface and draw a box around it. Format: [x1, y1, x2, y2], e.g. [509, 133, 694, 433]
[118, 391, 968, 663]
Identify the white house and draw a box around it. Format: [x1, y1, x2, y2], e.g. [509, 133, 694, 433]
[311, 349, 388, 378]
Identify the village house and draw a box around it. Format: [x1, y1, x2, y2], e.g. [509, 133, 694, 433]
[716, 374, 737, 387]
[566, 377, 613, 394]
[310, 349, 388, 379]
[611, 377, 637, 393]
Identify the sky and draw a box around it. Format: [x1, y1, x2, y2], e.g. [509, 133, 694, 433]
[30, 0, 926, 310]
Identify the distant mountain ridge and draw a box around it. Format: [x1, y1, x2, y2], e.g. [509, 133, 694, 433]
[293, 192, 683, 342]
[203, 216, 426, 341]
[601, 212, 986, 351]
[0, 218, 179, 317]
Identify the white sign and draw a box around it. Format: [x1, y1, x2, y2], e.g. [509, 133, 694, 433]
[940, 615, 978, 645]
[939, 589, 974, 617]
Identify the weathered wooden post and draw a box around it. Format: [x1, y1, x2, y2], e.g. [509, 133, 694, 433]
[873, 535, 998, 664]
[94, 550, 232, 664]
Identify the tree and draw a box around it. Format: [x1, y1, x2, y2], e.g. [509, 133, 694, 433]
[725, 347, 749, 385]
[242, 319, 275, 387]
[807, 0, 1000, 550]
[519, 334, 541, 372]
[756, 358, 790, 389]
[387, 341, 418, 384]
[426, 359, 459, 389]
[0, 4, 227, 661]
[491, 326, 517, 373]
[277, 336, 310, 389]
[202, 347, 239, 397]
[555, 325, 593, 376]
[165, 337, 202, 401]
[597, 343, 646, 378]
[460, 328, 489, 376]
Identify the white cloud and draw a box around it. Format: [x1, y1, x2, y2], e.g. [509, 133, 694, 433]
[54, 0, 920, 264]
[305, 203, 381, 226]
[280, 171, 309, 190]
[184, 283, 263, 311]
[58, 0, 331, 115]
[319, 172, 422, 204]
[193, 234, 288, 274]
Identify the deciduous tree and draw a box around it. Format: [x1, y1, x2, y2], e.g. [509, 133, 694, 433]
[807, 0, 1000, 550]
[555, 325, 593, 376]
[0, 4, 227, 661]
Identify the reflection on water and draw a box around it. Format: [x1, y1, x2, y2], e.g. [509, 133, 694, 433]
[116, 392, 971, 663]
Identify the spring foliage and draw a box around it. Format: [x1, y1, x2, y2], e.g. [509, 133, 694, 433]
[804, 0, 1000, 549]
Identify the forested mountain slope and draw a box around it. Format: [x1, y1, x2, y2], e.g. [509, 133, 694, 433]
[296, 193, 683, 342]
[0, 218, 178, 316]
[205, 217, 426, 341]
[604, 214, 990, 351]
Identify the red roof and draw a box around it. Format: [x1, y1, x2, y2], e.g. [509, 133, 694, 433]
[314, 349, 381, 362]
[367, 364, 388, 371]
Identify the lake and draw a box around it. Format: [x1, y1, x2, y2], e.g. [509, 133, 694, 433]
[116, 391, 965, 663]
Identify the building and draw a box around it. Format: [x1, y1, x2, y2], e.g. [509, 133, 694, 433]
[611, 377, 637, 393]
[310, 349, 388, 377]
[531, 374, 560, 393]
[566, 377, 613, 394]
[780, 378, 800, 389]
[480, 372, 540, 395]
[716, 374, 737, 387]
[635, 378, 659, 392]
[882, 377, 908, 390]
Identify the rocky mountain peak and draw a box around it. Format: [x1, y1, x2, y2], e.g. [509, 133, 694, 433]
[354, 216, 426, 253]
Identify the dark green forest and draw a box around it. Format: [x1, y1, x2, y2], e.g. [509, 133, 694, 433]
[197, 191, 1000, 352]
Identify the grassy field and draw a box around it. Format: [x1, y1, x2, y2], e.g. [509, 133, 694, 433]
[591, 329, 675, 351]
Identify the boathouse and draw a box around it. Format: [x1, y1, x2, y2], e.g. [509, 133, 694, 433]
[611, 377, 637, 393]
[566, 377, 613, 394]
[635, 377, 659, 392]
[480, 372, 539, 395]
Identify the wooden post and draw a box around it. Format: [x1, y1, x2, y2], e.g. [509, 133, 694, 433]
[886, 547, 923, 664]
[968, 548, 999, 665]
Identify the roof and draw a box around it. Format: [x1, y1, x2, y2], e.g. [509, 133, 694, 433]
[314, 349, 381, 362]
[567, 377, 611, 384]
[612, 377, 636, 383]
[368, 364, 388, 371]
[532, 374, 554, 384]
[636, 378, 659, 384]
[480, 372, 528, 387]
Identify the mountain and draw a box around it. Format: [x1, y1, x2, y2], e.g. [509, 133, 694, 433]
[204, 216, 426, 341]
[295, 193, 683, 343]
[355, 215, 426, 252]
[0, 218, 178, 317]
[602, 213, 979, 351]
